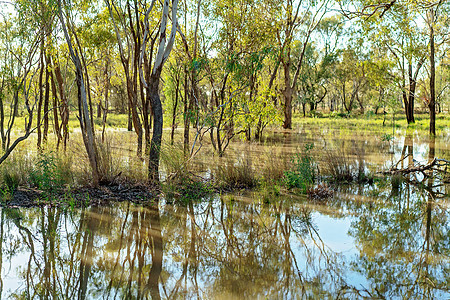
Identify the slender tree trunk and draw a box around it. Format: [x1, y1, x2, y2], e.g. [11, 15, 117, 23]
[128, 104, 133, 131]
[148, 73, 163, 181]
[43, 63, 50, 144]
[170, 76, 179, 145]
[407, 64, 416, 124]
[58, 0, 100, 186]
[428, 10, 436, 136]
[183, 69, 190, 155]
[102, 58, 110, 142]
[37, 48, 44, 150]
[282, 62, 293, 129]
[49, 65, 62, 149]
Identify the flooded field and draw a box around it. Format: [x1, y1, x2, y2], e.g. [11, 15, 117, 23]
[1, 121, 449, 299]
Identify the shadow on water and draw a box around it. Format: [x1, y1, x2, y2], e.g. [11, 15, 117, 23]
[0, 126, 449, 299]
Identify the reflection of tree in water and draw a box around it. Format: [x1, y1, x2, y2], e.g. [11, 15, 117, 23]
[161, 198, 368, 299]
[349, 137, 450, 299]
[0, 202, 163, 300]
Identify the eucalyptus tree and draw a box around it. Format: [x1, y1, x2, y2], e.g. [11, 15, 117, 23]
[57, 0, 101, 185]
[274, 0, 330, 129]
[423, 1, 450, 135]
[0, 3, 44, 165]
[296, 42, 336, 115]
[77, 6, 117, 141]
[105, 0, 179, 180]
[140, 0, 179, 181]
[105, 0, 146, 156]
[342, 0, 449, 130]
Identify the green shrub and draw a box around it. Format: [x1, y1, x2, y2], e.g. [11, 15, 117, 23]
[2, 172, 19, 193]
[164, 175, 213, 204]
[283, 143, 316, 192]
[29, 151, 71, 192]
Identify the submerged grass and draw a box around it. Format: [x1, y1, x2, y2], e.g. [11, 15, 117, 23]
[215, 157, 258, 190]
[320, 140, 373, 183]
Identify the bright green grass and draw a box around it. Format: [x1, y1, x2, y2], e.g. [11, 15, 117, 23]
[293, 112, 449, 134]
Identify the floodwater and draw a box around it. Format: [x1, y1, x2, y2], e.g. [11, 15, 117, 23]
[1, 122, 449, 299]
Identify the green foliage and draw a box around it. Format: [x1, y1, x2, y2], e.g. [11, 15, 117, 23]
[164, 175, 213, 204]
[381, 133, 394, 142]
[283, 144, 316, 192]
[29, 152, 71, 193]
[258, 180, 281, 204]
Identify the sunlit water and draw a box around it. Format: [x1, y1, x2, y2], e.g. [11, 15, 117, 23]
[1, 122, 449, 299]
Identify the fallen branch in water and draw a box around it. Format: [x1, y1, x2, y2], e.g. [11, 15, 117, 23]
[382, 157, 450, 177]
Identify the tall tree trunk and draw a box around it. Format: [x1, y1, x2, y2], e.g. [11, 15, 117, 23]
[170, 76, 179, 145]
[428, 10, 436, 136]
[183, 68, 190, 155]
[43, 63, 50, 144]
[143, 0, 179, 180]
[37, 48, 44, 150]
[148, 74, 163, 181]
[58, 0, 100, 186]
[102, 58, 110, 142]
[282, 62, 293, 129]
[49, 64, 62, 149]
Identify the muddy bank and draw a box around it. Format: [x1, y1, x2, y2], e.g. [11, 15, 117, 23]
[3, 184, 159, 208]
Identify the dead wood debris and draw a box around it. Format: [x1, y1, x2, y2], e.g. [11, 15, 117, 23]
[382, 154, 450, 180]
[308, 183, 334, 200]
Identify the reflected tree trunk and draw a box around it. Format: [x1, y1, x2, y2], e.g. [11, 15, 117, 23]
[147, 203, 163, 300]
[78, 208, 98, 300]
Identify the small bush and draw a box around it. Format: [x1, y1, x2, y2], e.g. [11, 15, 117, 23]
[283, 143, 316, 192]
[164, 174, 213, 204]
[29, 151, 72, 192]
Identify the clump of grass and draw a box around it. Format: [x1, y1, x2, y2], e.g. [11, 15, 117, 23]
[215, 157, 258, 190]
[160, 142, 189, 179]
[321, 141, 372, 183]
[258, 180, 281, 203]
[322, 148, 354, 182]
[96, 137, 123, 184]
[160, 142, 214, 204]
[283, 143, 316, 193]
[258, 147, 290, 183]
[0, 146, 34, 190]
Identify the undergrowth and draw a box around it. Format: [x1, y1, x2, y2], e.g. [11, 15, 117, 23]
[283, 143, 316, 193]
